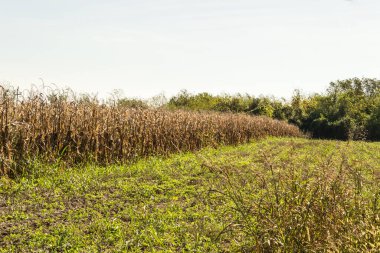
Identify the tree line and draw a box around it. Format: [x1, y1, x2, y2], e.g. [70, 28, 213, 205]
[118, 78, 380, 141]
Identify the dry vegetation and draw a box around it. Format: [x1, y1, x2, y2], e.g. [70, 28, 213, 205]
[0, 86, 302, 176]
[202, 140, 380, 251]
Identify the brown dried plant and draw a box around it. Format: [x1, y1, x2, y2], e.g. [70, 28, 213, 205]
[0, 86, 302, 177]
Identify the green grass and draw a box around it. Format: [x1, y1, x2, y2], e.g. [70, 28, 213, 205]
[1, 138, 379, 252]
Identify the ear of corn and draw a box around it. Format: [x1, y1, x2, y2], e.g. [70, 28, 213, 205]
[0, 86, 302, 176]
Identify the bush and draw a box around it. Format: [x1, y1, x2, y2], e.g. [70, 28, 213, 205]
[167, 78, 380, 141]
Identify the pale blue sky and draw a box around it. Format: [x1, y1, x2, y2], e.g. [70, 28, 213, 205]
[1, 0, 379, 98]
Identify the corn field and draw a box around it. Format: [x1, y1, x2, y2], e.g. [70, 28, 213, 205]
[0, 86, 302, 176]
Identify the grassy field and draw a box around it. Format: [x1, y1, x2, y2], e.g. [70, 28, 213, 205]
[1, 137, 379, 252]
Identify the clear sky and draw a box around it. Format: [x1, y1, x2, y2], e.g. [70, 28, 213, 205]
[1, 0, 379, 99]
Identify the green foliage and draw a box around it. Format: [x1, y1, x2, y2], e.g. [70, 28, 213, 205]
[300, 78, 380, 140]
[248, 97, 275, 117]
[167, 90, 252, 112]
[1, 138, 379, 252]
[203, 139, 380, 251]
[166, 78, 380, 141]
[117, 98, 148, 109]
[368, 97, 380, 140]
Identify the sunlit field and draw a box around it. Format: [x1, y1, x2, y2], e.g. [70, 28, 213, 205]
[1, 138, 379, 252]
